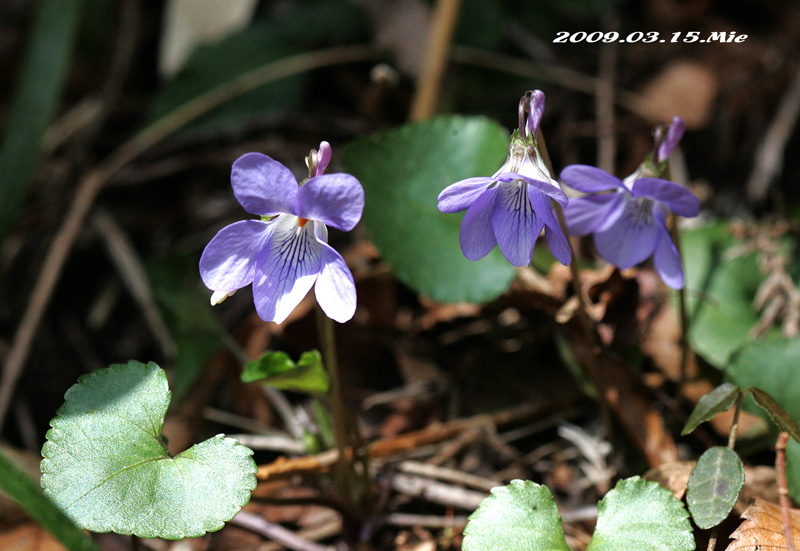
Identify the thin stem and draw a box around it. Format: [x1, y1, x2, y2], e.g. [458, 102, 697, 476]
[409, 0, 464, 120]
[705, 528, 719, 551]
[664, 162, 692, 405]
[315, 309, 355, 497]
[727, 391, 744, 450]
[535, 128, 597, 349]
[776, 432, 798, 551]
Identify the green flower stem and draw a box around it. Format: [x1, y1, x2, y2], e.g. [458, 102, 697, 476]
[315, 309, 360, 503]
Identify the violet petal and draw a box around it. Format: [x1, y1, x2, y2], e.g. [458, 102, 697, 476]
[200, 220, 272, 292]
[593, 199, 660, 269]
[560, 165, 625, 193]
[492, 181, 541, 267]
[314, 242, 357, 323]
[632, 178, 700, 218]
[231, 152, 298, 216]
[438, 177, 493, 213]
[459, 187, 498, 261]
[295, 173, 364, 232]
[657, 116, 686, 163]
[252, 216, 322, 324]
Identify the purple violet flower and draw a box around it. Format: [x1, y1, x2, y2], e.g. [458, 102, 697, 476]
[200, 142, 365, 324]
[437, 90, 571, 267]
[561, 118, 699, 288]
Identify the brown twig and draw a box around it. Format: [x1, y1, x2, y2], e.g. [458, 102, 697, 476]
[746, 63, 800, 203]
[776, 432, 798, 551]
[595, 14, 619, 173]
[409, 0, 464, 121]
[231, 511, 336, 551]
[0, 44, 383, 430]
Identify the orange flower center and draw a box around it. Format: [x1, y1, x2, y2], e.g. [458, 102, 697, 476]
[298, 218, 309, 227]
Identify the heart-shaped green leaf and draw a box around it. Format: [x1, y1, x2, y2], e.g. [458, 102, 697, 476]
[587, 477, 694, 551]
[341, 116, 516, 304]
[241, 350, 329, 394]
[41, 361, 256, 539]
[462, 480, 570, 551]
[462, 477, 693, 551]
[682, 383, 741, 435]
[686, 446, 745, 529]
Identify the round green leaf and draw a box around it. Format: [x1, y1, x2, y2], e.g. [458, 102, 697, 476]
[682, 382, 741, 435]
[341, 116, 516, 304]
[587, 477, 694, 551]
[41, 361, 256, 539]
[686, 447, 745, 529]
[462, 480, 571, 551]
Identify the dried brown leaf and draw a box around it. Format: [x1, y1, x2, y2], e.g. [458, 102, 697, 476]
[726, 498, 800, 551]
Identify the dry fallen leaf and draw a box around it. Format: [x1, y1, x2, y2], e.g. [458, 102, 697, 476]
[638, 60, 719, 128]
[0, 524, 67, 551]
[726, 498, 800, 551]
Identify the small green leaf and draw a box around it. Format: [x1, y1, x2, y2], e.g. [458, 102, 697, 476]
[41, 361, 256, 539]
[750, 388, 800, 442]
[342, 116, 516, 304]
[241, 350, 329, 394]
[686, 447, 745, 529]
[462, 480, 571, 551]
[0, 449, 98, 551]
[587, 477, 694, 551]
[682, 382, 741, 435]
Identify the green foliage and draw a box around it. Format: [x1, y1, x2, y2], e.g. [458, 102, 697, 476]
[148, 255, 226, 402]
[41, 361, 256, 539]
[586, 477, 694, 551]
[150, 0, 367, 136]
[750, 388, 800, 442]
[681, 224, 767, 367]
[241, 350, 329, 394]
[0, 0, 84, 241]
[149, 23, 303, 135]
[462, 480, 570, 551]
[726, 338, 800, 500]
[686, 447, 744, 529]
[463, 477, 693, 551]
[341, 116, 516, 304]
[682, 382, 741, 435]
[0, 449, 98, 551]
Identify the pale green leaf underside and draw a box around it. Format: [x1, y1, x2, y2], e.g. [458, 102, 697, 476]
[462, 480, 570, 551]
[587, 477, 694, 551]
[686, 446, 744, 529]
[463, 477, 693, 551]
[41, 361, 256, 539]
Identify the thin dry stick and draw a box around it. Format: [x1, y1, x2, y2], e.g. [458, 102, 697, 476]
[595, 15, 618, 173]
[747, 64, 800, 203]
[535, 127, 597, 349]
[409, 0, 464, 121]
[91, 210, 177, 358]
[449, 46, 651, 118]
[776, 432, 798, 551]
[231, 511, 336, 551]
[0, 44, 383, 430]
